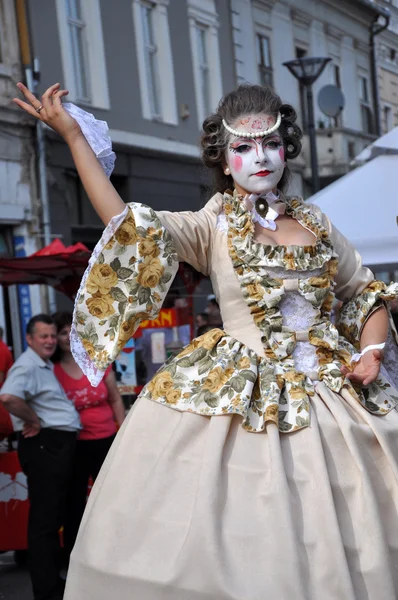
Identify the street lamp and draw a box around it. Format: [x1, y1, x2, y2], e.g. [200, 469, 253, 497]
[283, 57, 331, 194]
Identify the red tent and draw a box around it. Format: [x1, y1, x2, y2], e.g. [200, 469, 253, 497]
[0, 239, 91, 299]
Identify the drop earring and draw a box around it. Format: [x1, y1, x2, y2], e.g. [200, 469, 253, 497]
[225, 167, 230, 175]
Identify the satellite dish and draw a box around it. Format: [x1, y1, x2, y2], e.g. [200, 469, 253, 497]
[318, 85, 345, 118]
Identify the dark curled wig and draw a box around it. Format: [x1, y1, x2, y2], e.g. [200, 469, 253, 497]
[200, 84, 303, 194]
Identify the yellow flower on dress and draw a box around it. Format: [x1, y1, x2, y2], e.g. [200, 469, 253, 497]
[165, 389, 182, 405]
[200, 329, 225, 350]
[283, 252, 296, 271]
[252, 307, 266, 326]
[203, 366, 232, 393]
[265, 404, 279, 418]
[137, 257, 164, 288]
[231, 395, 242, 409]
[86, 264, 118, 296]
[96, 350, 110, 368]
[322, 292, 334, 315]
[237, 356, 251, 369]
[288, 386, 307, 400]
[147, 371, 174, 399]
[283, 371, 305, 384]
[246, 282, 264, 302]
[82, 339, 96, 359]
[177, 339, 201, 358]
[115, 220, 138, 246]
[328, 258, 338, 279]
[138, 238, 160, 259]
[104, 238, 115, 250]
[308, 276, 329, 288]
[117, 313, 149, 347]
[86, 295, 115, 319]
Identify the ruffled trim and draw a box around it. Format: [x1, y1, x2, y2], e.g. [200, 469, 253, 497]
[336, 281, 398, 349]
[71, 202, 178, 386]
[141, 329, 313, 433]
[141, 328, 398, 433]
[224, 190, 334, 271]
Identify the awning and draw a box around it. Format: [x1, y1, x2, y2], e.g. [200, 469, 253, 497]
[0, 239, 90, 299]
[353, 125, 398, 165]
[309, 155, 398, 266]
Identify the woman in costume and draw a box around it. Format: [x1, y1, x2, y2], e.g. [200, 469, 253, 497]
[14, 81, 398, 600]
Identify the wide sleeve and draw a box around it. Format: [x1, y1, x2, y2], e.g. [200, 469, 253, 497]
[156, 193, 223, 275]
[71, 202, 179, 386]
[313, 205, 398, 348]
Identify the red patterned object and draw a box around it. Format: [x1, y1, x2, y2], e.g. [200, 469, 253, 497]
[0, 450, 29, 551]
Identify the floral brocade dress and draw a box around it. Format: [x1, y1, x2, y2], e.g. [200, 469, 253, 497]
[65, 191, 398, 600]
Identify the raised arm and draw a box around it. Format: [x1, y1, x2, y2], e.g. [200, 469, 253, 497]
[14, 82, 124, 225]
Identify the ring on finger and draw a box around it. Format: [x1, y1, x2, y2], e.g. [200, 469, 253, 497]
[35, 105, 44, 114]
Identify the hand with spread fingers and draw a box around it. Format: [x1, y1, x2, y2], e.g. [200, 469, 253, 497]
[341, 348, 383, 387]
[13, 82, 82, 143]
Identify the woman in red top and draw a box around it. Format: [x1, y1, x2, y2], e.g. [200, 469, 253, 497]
[53, 312, 125, 560]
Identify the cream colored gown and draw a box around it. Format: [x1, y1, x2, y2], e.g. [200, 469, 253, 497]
[65, 192, 398, 600]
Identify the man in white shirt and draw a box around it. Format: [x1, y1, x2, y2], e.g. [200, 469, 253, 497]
[0, 314, 80, 600]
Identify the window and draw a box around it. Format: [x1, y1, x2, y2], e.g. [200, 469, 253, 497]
[187, 0, 223, 128]
[359, 76, 374, 134]
[141, 2, 161, 118]
[383, 105, 393, 132]
[132, 0, 178, 124]
[66, 0, 90, 102]
[196, 25, 211, 117]
[390, 48, 396, 61]
[56, 0, 110, 108]
[256, 34, 273, 87]
[347, 140, 356, 160]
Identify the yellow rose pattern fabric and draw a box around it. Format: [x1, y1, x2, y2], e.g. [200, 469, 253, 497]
[219, 191, 397, 430]
[73, 195, 398, 432]
[141, 329, 314, 433]
[336, 280, 398, 349]
[71, 203, 178, 386]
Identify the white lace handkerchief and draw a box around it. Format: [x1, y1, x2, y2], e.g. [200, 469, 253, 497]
[63, 103, 116, 178]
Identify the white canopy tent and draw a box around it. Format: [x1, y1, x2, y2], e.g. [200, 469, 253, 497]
[309, 154, 398, 267]
[353, 126, 398, 165]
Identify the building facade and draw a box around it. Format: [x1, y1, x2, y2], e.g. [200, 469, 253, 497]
[376, 0, 398, 133]
[26, 0, 236, 311]
[23, 0, 392, 319]
[230, 0, 387, 195]
[0, 0, 42, 356]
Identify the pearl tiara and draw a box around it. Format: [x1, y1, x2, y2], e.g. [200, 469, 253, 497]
[222, 113, 282, 138]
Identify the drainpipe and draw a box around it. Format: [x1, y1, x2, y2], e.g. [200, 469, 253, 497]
[15, 0, 57, 314]
[369, 12, 390, 136]
[356, 0, 390, 137]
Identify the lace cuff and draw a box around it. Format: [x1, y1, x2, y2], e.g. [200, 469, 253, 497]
[71, 202, 179, 386]
[63, 103, 116, 178]
[336, 280, 398, 349]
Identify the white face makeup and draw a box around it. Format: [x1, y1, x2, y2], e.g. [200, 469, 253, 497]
[225, 114, 286, 196]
